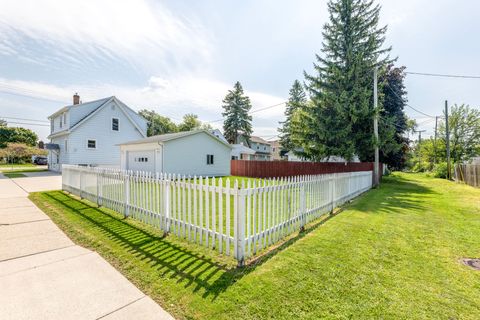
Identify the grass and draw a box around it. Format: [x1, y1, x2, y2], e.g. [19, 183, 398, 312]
[0, 164, 47, 173]
[0, 163, 36, 170]
[86, 173, 328, 253]
[3, 172, 27, 178]
[29, 173, 480, 319]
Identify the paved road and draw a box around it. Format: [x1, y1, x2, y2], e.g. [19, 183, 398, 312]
[0, 173, 173, 320]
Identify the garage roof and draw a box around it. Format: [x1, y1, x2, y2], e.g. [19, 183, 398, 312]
[118, 130, 232, 148]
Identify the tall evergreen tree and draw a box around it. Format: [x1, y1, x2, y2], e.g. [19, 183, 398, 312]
[303, 0, 392, 161]
[379, 65, 410, 170]
[222, 82, 253, 144]
[278, 80, 307, 153]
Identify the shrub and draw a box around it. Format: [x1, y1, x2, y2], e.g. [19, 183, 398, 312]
[432, 162, 448, 178]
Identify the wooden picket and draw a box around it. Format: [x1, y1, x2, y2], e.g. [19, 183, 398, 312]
[62, 165, 372, 264]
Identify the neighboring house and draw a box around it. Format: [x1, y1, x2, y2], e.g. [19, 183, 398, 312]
[231, 143, 256, 160]
[286, 150, 360, 163]
[210, 129, 255, 160]
[119, 130, 232, 176]
[46, 94, 147, 172]
[471, 157, 480, 164]
[286, 151, 309, 162]
[210, 129, 228, 144]
[270, 140, 282, 160]
[238, 135, 272, 161]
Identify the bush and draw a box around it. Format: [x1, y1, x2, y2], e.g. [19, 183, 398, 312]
[432, 162, 448, 178]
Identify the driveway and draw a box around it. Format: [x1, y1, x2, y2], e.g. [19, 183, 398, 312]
[0, 172, 173, 320]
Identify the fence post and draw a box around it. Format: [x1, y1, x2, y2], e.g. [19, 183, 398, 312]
[164, 176, 171, 233]
[300, 179, 306, 232]
[236, 181, 246, 266]
[331, 173, 337, 213]
[124, 172, 130, 218]
[95, 169, 100, 206]
[98, 169, 103, 206]
[79, 168, 84, 199]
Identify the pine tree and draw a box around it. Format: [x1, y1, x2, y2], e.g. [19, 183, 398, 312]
[222, 82, 253, 144]
[278, 80, 307, 153]
[303, 0, 392, 161]
[379, 65, 409, 170]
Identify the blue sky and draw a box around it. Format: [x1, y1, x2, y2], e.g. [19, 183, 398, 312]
[0, 0, 479, 141]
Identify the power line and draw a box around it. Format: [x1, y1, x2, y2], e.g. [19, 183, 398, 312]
[3, 121, 50, 127]
[406, 71, 480, 79]
[385, 82, 436, 118]
[0, 89, 67, 104]
[0, 116, 49, 123]
[206, 101, 287, 124]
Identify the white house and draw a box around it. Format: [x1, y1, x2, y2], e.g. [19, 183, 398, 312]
[209, 129, 255, 160]
[237, 135, 272, 160]
[47, 94, 147, 172]
[119, 130, 232, 176]
[231, 143, 256, 160]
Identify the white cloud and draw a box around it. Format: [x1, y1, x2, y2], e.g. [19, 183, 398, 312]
[0, 0, 213, 74]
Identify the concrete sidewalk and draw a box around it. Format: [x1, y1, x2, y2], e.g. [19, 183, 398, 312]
[0, 174, 173, 320]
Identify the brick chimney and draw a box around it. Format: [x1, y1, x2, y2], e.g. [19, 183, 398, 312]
[73, 93, 80, 105]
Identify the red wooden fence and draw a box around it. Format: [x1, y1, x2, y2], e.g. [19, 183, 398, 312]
[231, 160, 382, 179]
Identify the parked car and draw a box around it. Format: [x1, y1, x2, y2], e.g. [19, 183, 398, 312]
[34, 156, 48, 165]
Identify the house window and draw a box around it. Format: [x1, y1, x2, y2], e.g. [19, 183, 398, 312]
[112, 118, 119, 131]
[207, 154, 214, 165]
[59, 116, 63, 128]
[63, 113, 67, 126]
[64, 139, 68, 152]
[87, 139, 96, 149]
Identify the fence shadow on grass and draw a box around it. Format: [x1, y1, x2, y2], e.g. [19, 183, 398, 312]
[355, 173, 437, 215]
[43, 190, 342, 301]
[43, 174, 431, 301]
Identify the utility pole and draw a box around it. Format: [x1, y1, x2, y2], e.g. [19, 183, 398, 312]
[445, 100, 451, 179]
[413, 130, 426, 168]
[373, 67, 379, 187]
[433, 116, 438, 164]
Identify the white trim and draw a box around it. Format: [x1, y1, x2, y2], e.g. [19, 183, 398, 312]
[86, 139, 97, 149]
[112, 97, 147, 137]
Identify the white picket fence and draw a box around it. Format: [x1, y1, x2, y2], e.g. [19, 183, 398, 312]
[62, 165, 372, 264]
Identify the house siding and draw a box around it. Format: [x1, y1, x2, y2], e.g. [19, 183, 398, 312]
[120, 142, 162, 172]
[162, 133, 231, 176]
[66, 100, 144, 167]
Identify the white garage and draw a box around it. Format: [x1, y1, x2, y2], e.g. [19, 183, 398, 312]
[119, 130, 232, 176]
[126, 150, 157, 172]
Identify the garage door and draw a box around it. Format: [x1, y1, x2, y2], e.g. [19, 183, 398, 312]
[127, 151, 156, 172]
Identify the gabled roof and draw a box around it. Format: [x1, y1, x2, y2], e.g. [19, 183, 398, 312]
[48, 96, 111, 120]
[231, 143, 256, 155]
[48, 96, 147, 139]
[118, 130, 232, 148]
[249, 135, 270, 145]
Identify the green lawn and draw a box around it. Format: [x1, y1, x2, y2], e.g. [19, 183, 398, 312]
[2, 167, 48, 178]
[0, 164, 47, 173]
[29, 173, 480, 319]
[0, 163, 36, 170]
[3, 172, 27, 178]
